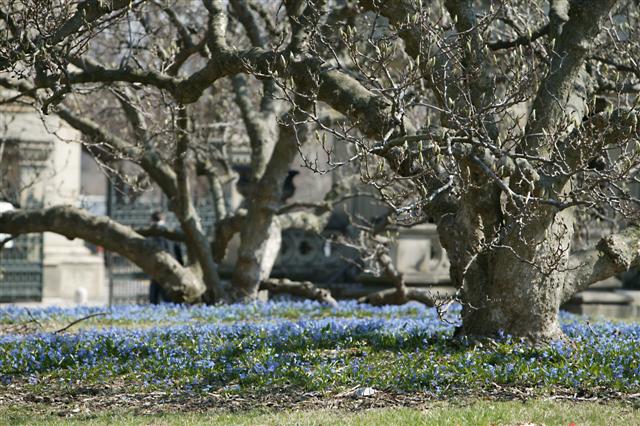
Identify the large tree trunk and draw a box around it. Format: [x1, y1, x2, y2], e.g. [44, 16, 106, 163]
[459, 262, 566, 342]
[230, 104, 309, 301]
[456, 243, 569, 342]
[442, 199, 576, 341]
[444, 201, 640, 342]
[232, 219, 282, 301]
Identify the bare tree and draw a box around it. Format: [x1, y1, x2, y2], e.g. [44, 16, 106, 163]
[276, 0, 640, 342]
[0, 0, 343, 304]
[1, 0, 639, 342]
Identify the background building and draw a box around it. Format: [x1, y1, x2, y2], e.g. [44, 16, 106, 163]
[0, 101, 104, 304]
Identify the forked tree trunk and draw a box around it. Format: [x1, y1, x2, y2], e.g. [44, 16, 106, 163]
[231, 220, 282, 301]
[230, 103, 309, 302]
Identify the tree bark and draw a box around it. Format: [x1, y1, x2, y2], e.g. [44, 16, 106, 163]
[444, 208, 576, 342]
[230, 103, 310, 301]
[261, 278, 337, 306]
[0, 206, 206, 302]
[231, 215, 283, 301]
[524, 0, 617, 156]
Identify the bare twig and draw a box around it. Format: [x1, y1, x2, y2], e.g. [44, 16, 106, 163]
[54, 313, 107, 334]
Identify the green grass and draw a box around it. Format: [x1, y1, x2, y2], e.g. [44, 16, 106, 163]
[1, 400, 637, 425]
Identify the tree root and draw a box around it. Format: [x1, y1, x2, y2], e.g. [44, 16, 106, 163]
[358, 246, 436, 307]
[260, 278, 338, 306]
[358, 287, 436, 307]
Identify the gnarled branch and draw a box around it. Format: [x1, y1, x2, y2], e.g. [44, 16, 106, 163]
[0, 206, 205, 302]
[525, 0, 617, 156]
[563, 226, 640, 303]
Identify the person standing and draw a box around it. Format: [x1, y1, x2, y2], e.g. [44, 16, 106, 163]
[148, 211, 183, 304]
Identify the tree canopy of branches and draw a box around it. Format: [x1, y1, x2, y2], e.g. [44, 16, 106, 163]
[1, 0, 639, 342]
[0, 0, 352, 306]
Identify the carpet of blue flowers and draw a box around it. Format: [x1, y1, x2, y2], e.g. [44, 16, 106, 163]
[1, 301, 639, 397]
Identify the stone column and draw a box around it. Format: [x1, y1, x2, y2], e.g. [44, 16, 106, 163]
[3, 105, 106, 303]
[42, 115, 106, 303]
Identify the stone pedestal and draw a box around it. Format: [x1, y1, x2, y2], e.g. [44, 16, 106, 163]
[563, 290, 636, 318]
[563, 276, 636, 318]
[43, 243, 105, 302]
[390, 224, 450, 284]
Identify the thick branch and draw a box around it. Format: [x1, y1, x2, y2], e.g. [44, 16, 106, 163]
[212, 210, 246, 262]
[160, 4, 196, 51]
[359, 250, 435, 307]
[524, 0, 616, 155]
[113, 88, 149, 143]
[135, 225, 185, 241]
[232, 74, 276, 181]
[202, 0, 229, 52]
[175, 105, 192, 219]
[66, 57, 180, 92]
[0, 206, 205, 302]
[54, 45, 280, 105]
[229, 0, 280, 114]
[284, 0, 318, 55]
[548, 0, 570, 40]
[564, 226, 640, 302]
[488, 24, 549, 50]
[315, 68, 395, 140]
[359, 287, 437, 307]
[206, 173, 228, 222]
[229, 0, 268, 47]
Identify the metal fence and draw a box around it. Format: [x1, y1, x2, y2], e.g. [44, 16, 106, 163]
[0, 197, 43, 302]
[106, 181, 218, 304]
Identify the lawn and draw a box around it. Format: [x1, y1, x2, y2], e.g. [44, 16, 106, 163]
[1, 301, 639, 423]
[1, 400, 639, 425]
